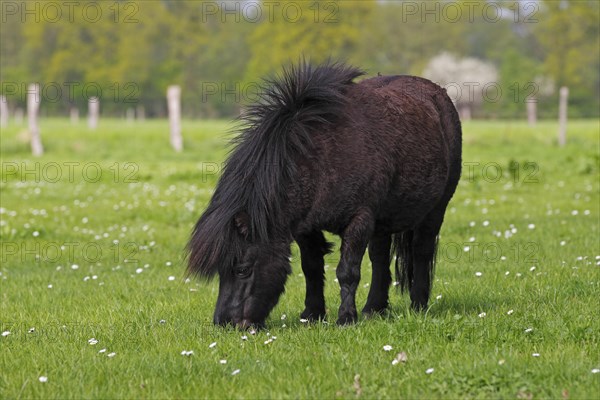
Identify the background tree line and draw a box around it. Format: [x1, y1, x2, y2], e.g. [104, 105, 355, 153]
[1, 0, 598, 119]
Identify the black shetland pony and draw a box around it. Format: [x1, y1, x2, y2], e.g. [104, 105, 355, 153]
[187, 61, 461, 328]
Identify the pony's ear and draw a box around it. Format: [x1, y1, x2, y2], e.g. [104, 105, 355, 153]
[234, 212, 250, 239]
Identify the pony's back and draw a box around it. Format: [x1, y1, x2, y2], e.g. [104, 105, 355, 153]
[359, 74, 462, 171]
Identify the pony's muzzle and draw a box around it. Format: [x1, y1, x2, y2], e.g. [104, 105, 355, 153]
[235, 319, 252, 330]
[213, 312, 231, 327]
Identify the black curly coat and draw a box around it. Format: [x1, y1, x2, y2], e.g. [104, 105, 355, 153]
[187, 60, 462, 327]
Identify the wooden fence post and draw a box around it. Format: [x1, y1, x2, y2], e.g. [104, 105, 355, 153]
[70, 107, 79, 124]
[458, 104, 471, 121]
[136, 105, 145, 121]
[126, 108, 135, 123]
[558, 87, 568, 147]
[526, 100, 536, 126]
[88, 96, 99, 130]
[0, 95, 8, 128]
[27, 83, 43, 156]
[167, 85, 183, 152]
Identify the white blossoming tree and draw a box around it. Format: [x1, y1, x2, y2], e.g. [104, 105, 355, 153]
[423, 52, 498, 120]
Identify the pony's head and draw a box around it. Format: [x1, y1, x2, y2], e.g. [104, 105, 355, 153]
[187, 209, 291, 329]
[215, 216, 291, 328]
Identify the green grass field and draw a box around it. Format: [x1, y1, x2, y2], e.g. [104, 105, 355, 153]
[1, 118, 599, 399]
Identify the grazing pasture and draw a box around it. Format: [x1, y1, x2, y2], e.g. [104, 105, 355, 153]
[1, 119, 598, 398]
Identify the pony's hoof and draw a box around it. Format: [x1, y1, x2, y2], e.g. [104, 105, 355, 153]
[336, 312, 357, 325]
[362, 304, 388, 318]
[410, 300, 428, 312]
[300, 308, 326, 322]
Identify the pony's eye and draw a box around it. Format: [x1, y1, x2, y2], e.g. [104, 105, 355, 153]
[235, 266, 251, 278]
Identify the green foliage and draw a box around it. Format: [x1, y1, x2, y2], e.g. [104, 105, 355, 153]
[245, 1, 375, 79]
[533, 0, 600, 117]
[0, 0, 598, 117]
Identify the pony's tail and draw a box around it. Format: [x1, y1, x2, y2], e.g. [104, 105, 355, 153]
[392, 231, 413, 293]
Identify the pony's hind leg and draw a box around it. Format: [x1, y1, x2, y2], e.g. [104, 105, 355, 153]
[296, 231, 332, 321]
[336, 208, 375, 325]
[362, 234, 392, 316]
[410, 211, 444, 311]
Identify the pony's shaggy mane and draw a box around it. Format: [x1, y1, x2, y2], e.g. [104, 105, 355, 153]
[187, 60, 365, 277]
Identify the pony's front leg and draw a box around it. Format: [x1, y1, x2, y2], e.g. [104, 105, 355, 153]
[336, 209, 375, 325]
[296, 231, 332, 321]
